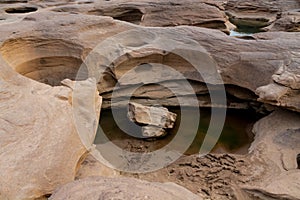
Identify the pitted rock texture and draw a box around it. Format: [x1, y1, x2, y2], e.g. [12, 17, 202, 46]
[0, 10, 299, 112]
[121, 110, 300, 200]
[0, 1, 300, 200]
[0, 0, 233, 33]
[243, 110, 300, 199]
[264, 9, 300, 32]
[225, 0, 300, 31]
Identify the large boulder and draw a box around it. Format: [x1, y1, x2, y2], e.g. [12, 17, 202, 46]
[128, 102, 177, 129]
[0, 53, 101, 199]
[128, 102, 177, 138]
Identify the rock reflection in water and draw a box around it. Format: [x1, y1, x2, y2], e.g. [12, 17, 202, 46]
[95, 107, 259, 155]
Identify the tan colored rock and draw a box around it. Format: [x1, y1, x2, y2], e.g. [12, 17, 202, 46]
[142, 125, 167, 138]
[225, 0, 300, 29]
[256, 83, 289, 102]
[0, 56, 101, 199]
[0, 11, 299, 112]
[49, 176, 201, 200]
[44, 0, 231, 33]
[128, 102, 177, 129]
[125, 153, 260, 199]
[126, 110, 300, 199]
[243, 171, 300, 200]
[264, 10, 300, 32]
[0, 4, 298, 200]
[243, 110, 300, 199]
[273, 66, 300, 90]
[75, 154, 120, 180]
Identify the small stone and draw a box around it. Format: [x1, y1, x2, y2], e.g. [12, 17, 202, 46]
[142, 126, 167, 138]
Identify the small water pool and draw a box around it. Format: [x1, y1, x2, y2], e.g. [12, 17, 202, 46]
[230, 26, 264, 37]
[95, 107, 261, 155]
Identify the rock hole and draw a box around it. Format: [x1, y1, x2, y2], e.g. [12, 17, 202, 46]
[93, 51, 266, 156]
[112, 8, 143, 25]
[5, 6, 38, 14]
[0, 38, 88, 86]
[15, 56, 88, 86]
[297, 154, 300, 169]
[0, 0, 28, 3]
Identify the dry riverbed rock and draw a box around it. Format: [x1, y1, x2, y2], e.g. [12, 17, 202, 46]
[122, 110, 300, 199]
[0, 58, 101, 199]
[49, 176, 201, 200]
[48, 0, 233, 33]
[242, 110, 300, 199]
[0, 1, 300, 200]
[0, 10, 299, 112]
[225, 0, 300, 31]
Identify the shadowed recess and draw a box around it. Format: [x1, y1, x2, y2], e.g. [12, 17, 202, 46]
[0, 38, 88, 86]
[5, 6, 38, 14]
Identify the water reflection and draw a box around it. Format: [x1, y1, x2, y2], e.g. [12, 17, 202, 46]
[95, 107, 260, 155]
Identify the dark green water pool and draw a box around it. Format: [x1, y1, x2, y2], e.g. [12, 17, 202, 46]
[95, 107, 260, 155]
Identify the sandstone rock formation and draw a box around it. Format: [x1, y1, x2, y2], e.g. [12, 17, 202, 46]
[225, 0, 300, 32]
[0, 1, 300, 199]
[49, 0, 233, 33]
[0, 0, 233, 33]
[75, 153, 120, 180]
[242, 110, 300, 199]
[0, 59, 101, 199]
[49, 176, 200, 200]
[0, 10, 299, 112]
[264, 9, 300, 32]
[123, 110, 300, 199]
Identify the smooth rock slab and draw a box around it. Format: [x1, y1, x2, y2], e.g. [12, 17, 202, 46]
[0, 58, 101, 199]
[49, 176, 201, 200]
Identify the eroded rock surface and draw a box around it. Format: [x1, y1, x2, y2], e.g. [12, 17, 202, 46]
[225, 0, 300, 31]
[0, 59, 101, 199]
[243, 110, 300, 199]
[0, 11, 299, 112]
[264, 10, 300, 32]
[0, 0, 234, 33]
[122, 110, 300, 200]
[49, 176, 201, 200]
[0, 1, 300, 200]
